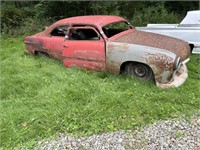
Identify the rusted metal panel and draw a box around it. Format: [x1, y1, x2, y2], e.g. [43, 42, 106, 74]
[63, 59, 104, 71]
[24, 36, 64, 60]
[156, 58, 189, 88]
[106, 42, 130, 74]
[106, 42, 178, 84]
[24, 37, 45, 54]
[56, 16, 126, 28]
[47, 49, 63, 60]
[42, 36, 64, 60]
[62, 40, 105, 71]
[106, 40, 190, 87]
[113, 30, 191, 61]
[74, 50, 103, 61]
[145, 53, 175, 83]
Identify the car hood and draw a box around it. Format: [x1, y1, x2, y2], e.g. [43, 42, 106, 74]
[113, 30, 191, 61]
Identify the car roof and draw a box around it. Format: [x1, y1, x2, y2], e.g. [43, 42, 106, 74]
[55, 15, 126, 27]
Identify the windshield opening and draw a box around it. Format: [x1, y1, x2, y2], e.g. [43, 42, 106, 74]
[102, 21, 132, 38]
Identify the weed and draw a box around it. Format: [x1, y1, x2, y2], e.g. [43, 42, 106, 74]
[175, 131, 185, 138]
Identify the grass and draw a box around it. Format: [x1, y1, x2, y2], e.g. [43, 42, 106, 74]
[0, 37, 199, 149]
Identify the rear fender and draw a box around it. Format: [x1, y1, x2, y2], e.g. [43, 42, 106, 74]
[24, 36, 45, 54]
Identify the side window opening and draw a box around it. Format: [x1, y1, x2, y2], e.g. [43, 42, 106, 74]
[69, 28, 100, 40]
[50, 26, 68, 36]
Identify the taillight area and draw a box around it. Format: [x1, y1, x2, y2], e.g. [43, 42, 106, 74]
[24, 36, 32, 44]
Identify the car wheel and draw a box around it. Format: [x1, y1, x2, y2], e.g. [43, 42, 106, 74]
[125, 62, 154, 81]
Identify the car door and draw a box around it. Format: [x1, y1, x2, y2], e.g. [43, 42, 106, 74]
[62, 27, 106, 71]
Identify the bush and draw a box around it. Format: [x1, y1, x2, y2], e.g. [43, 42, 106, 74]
[1, 2, 52, 37]
[131, 3, 180, 26]
[1, 1, 193, 37]
[1, 3, 24, 35]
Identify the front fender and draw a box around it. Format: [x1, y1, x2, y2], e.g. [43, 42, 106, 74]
[106, 42, 177, 84]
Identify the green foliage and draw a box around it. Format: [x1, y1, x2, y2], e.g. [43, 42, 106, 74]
[132, 2, 180, 26]
[90, 1, 120, 15]
[0, 38, 199, 149]
[1, 3, 24, 35]
[1, 1, 197, 37]
[165, 1, 199, 15]
[1, 1, 52, 37]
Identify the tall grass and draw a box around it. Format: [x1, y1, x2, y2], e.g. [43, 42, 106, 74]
[0, 38, 199, 149]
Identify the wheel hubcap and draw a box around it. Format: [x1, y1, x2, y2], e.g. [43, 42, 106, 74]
[134, 66, 146, 77]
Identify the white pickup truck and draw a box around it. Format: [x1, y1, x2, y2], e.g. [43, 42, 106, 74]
[136, 10, 200, 54]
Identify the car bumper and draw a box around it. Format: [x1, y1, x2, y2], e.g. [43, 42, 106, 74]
[156, 58, 190, 88]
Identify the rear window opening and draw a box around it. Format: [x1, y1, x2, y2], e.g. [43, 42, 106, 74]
[50, 26, 68, 36]
[69, 28, 100, 40]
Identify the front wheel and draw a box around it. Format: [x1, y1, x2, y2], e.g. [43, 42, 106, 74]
[125, 62, 154, 81]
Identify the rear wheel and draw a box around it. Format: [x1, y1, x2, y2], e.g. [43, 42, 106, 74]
[125, 62, 154, 81]
[35, 51, 49, 57]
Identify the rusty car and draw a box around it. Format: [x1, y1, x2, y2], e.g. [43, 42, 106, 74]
[24, 15, 191, 88]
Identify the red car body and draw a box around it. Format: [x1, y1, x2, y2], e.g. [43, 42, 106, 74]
[24, 15, 191, 88]
[25, 16, 125, 71]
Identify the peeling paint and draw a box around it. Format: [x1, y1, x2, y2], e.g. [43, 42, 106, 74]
[145, 53, 174, 83]
[107, 43, 129, 52]
[156, 62, 189, 88]
[63, 58, 104, 71]
[74, 50, 104, 62]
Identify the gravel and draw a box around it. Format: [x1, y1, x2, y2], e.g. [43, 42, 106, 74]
[36, 115, 200, 150]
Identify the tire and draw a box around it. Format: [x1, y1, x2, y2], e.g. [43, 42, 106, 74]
[125, 62, 154, 81]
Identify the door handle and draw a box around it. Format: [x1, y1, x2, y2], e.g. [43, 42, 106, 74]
[63, 44, 68, 48]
